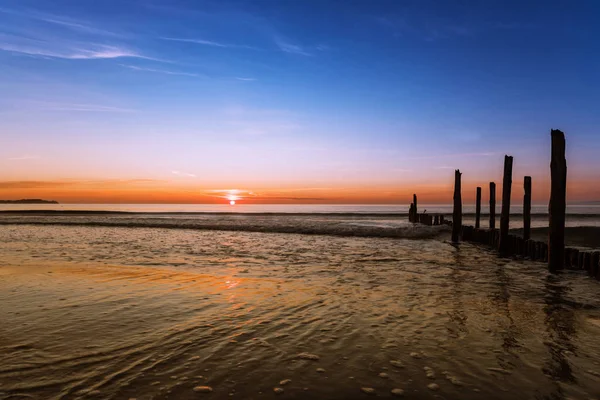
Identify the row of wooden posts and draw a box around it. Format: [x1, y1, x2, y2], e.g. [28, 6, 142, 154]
[408, 129, 599, 276]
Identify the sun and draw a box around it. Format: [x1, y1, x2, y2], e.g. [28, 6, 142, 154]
[229, 200, 236, 206]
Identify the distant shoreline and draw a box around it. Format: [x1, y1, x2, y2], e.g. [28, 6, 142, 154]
[0, 199, 59, 204]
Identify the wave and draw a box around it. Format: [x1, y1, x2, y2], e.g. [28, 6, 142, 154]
[0, 218, 448, 240]
[1, 210, 599, 218]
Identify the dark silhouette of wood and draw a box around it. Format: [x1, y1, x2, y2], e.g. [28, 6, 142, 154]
[498, 156, 513, 256]
[413, 194, 418, 218]
[452, 170, 462, 243]
[564, 248, 572, 268]
[549, 129, 567, 272]
[570, 249, 579, 270]
[592, 252, 600, 278]
[523, 176, 532, 241]
[583, 252, 591, 272]
[409, 203, 415, 222]
[489, 182, 496, 230]
[475, 187, 482, 229]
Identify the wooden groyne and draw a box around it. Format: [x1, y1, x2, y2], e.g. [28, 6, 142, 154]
[408, 129, 600, 279]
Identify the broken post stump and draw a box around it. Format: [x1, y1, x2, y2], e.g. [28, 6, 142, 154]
[413, 194, 418, 218]
[591, 252, 600, 278]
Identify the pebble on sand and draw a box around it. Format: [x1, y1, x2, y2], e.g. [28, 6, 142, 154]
[427, 383, 439, 391]
[409, 352, 422, 359]
[424, 367, 435, 379]
[361, 387, 376, 395]
[297, 353, 320, 361]
[280, 379, 292, 386]
[390, 360, 404, 369]
[193, 386, 213, 393]
[273, 387, 284, 394]
[391, 388, 405, 397]
[316, 368, 326, 373]
[379, 372, 389, 379]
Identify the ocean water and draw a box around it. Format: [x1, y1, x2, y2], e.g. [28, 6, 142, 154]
[1, 203, 600, 232]
[1, 205, 600, 399]
[1, 225, 600, 399]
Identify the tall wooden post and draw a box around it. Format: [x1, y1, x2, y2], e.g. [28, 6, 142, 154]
[523, 176, 532, 241]
[549, 129, 567, 272]
[489, 182, 496, 230]
[452, 170, 462, 243]
[475, 187, 482, 229]
[498, 155, 513, 255]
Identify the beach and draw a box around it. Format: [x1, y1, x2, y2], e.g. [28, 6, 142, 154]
[1, 208, 600, 399]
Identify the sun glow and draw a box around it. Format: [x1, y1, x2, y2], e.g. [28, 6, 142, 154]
[229, 200, 236, 205]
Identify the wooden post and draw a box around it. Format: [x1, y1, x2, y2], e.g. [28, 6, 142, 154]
[452, 170, 462, 243]
[592, 252, 600, 278]
[523, 176, 532, 241]
[498, 156, 513, 255]
[413, 194, 418, 218]
[475, 187, 482, 229]
[549, 129, 567, 272]
[489, 182, 496, 230]
[584, 252, 592, 271]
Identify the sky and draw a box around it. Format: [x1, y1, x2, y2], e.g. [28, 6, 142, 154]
[0, 0, 599, 204]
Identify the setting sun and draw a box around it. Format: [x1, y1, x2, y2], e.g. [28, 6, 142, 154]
[229, 200, 236, 206]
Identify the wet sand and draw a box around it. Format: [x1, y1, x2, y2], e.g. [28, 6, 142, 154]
[1, 226, 600, 399]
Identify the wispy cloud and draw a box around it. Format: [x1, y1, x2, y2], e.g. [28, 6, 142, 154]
[7, 155, 39, 161]
[273, 37, 312, 56]
[0, 7, 122, 37]
[30, 101, 136, 113]
[171, 170, 196, 178]
[234, 77, 256, 81]
[119, 64, 199, 77]
[406, 152, 497, 160]
[0, 35, 151, 60]
[161, 37, 258, 50]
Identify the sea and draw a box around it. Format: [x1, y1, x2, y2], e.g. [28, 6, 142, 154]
[1, 204, 600, 399]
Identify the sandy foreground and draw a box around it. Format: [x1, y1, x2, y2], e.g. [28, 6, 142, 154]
[1, 226, 600, 399]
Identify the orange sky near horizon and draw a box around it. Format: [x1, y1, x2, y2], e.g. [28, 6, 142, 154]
[0, 177, 598, 204]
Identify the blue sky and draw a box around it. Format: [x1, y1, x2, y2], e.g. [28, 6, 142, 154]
[0, 0, 599, 203]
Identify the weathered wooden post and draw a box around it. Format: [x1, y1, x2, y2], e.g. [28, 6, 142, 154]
[583, 252, 592, 272]
[452, 170, 462, 243]
[524, 176, 532, 241]
[475, 187, 482, 229]
[498, 156, 513, 256]
[592, 252, 600, 278]
[549, 129, 567, 272]
[489, 182, 496, 230]
[413, 194, 418, 218]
